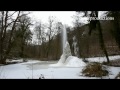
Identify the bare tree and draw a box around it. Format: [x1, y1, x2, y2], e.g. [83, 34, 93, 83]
[34, 21, 46, 58]
[54, 22, 63, 59]
[81, 11, 110, 63]
[15, 15, 33, 59]
[46, 16, 56, 58]
[0, 11, 30, 64]
[72, 12, 85, 28]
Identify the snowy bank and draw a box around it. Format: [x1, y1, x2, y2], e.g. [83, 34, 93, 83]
[6, 59, 23, 64]
[87, 55, 120, 63]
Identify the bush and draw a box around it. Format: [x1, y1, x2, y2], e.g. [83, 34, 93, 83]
[82, 62, 109, 77]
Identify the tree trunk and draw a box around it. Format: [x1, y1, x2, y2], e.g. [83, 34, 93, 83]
[1, 11, 20, 64]
[21, 42, 24, 58]
[46, 42, 50, 58]
[0, 41, 5, 64]
[0, 40, 3, 63]
[97, 21, 110, 63]
[0, 11, 7, 64]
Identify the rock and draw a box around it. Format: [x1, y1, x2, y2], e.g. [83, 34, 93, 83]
[39, 74, 45, 79]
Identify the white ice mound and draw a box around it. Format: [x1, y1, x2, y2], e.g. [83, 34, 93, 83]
[65, 56, 86, 67]
[50, 56, 86, 67]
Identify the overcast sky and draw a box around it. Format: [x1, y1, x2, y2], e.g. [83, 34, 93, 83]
[28, 11, 107, 28]
[28, 11, 76, 27]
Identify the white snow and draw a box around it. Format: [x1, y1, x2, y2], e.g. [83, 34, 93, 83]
[0, 55, 120, 79]
[107, 66, 120, 79]
[87, 55, 120, 63]
[0, 61, 95, 79]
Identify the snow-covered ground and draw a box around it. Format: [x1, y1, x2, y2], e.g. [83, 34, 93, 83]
[0, 55, 120, 79]
[87, 55, 120, 63]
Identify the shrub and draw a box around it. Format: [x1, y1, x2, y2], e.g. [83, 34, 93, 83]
[82, 62, 109, 77]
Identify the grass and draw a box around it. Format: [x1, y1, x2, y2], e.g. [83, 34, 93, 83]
[82, 62, 109, 77]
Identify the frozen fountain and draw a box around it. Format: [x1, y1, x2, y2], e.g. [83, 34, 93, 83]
[50, 26, 72, 66]
[49, 25, 86, 67]
[57, 25, 72, 64]
[57, 41, 72, 64]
